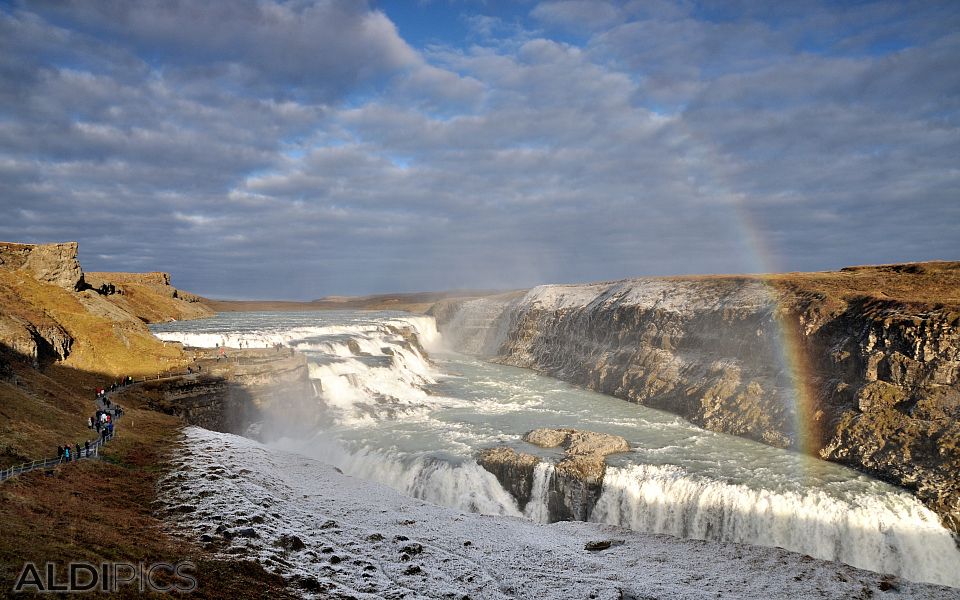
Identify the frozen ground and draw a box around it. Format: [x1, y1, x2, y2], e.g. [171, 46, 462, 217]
[160, 427, 960, 599]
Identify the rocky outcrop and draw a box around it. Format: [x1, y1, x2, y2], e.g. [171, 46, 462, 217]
[134, 349, 318, 440]
[477, 428, 629, 521]
[0, 241, 85, 290]
[476, 447, 541, 508]
[0, 314, 72, 366]
[441, 262, 960, 532]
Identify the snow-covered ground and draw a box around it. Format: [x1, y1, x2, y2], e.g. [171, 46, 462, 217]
[160, 427, 960, 599]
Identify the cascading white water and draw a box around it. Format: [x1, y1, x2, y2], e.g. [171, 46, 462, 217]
[523, 462, 555, 522]
[436, 297, 512, 356]
[151, 311, 960, 588]
[591, 463, 960, 585]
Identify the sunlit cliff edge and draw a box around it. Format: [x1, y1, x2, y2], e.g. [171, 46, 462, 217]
[0, 241, 214, 466]
[429, 261, 960, 533]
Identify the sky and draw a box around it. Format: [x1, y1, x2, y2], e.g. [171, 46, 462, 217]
[1, 0, 958, 299]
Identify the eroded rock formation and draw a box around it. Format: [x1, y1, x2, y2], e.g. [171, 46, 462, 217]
[0, 241, 85, 290]
[478, 428, 630, 521]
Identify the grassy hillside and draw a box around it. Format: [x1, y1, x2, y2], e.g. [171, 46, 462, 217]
[0, 266, 207, 467]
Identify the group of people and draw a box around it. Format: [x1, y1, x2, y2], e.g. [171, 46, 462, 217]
[89, 410, 117, 436]
[57, 377, 130, 464]
[96, 375, 134, 399]
[56, 440, 91, 462]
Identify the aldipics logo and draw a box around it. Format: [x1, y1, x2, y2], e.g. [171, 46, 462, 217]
[12, 561, 197, 594]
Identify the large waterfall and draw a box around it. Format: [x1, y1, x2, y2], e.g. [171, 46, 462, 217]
[151, 310, 960, 588]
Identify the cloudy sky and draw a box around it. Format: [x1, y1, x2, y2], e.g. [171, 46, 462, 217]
[1, 1, 958, 299]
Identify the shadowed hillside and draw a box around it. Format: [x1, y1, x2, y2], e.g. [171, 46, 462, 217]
[0, 242, 297, 597]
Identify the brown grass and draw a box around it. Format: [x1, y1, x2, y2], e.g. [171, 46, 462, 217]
[0, 396, 297, 599]
[86, 272, 214, 323]
[657, 260, 960, 307]
[0, 267, 195, 467]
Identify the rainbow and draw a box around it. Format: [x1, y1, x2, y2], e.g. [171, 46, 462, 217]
[665, 114, 827, 461]
[729, 184, 825, 462]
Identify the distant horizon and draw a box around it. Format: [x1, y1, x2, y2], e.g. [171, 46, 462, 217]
[2, 1, 957, 298]
[189, 257, 960, 302]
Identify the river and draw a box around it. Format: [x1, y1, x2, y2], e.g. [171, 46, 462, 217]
[151, 310, 960, 587]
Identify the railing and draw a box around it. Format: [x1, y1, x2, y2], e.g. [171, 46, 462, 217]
[0, 358, 245, 483]
[0, 432, 114, 481]
[0, 389, 124, 482]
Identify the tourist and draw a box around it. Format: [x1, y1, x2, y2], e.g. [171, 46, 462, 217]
[75, 442, 81, 459]
[84, 440, 90, 456]
[57, 445, 63, 461]
[64, 446, 70, 462]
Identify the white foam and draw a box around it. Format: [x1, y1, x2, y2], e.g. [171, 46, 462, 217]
[591, 463, 960, 587]
[523, 462, 555, 522]
[161, 426, 960, 599]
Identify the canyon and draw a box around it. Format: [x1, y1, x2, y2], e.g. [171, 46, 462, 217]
[2, 240, 958, 594]
[431, 263, 960, 533]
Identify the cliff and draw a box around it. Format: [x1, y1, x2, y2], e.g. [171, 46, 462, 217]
[478, 428, 630, 522]
[432, 262, 960, 532]
[0, 241, 85, 291]
[0, 241, 215, 466]
[132, 348, 318, 439]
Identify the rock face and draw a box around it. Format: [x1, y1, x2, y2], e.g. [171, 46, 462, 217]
[0, 241, 85, 290]
[477, 428, 630, 521]
[426, 294, 520, 356]
[135, 349, 318, 439]
[439, 263, 960, 532]
[475, 447, 541, 508]
[0, 315, 73, 366]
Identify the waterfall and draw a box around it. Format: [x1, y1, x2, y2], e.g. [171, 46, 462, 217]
[151, 310, 960, 588]
[523, 462, 555, 522]
[590, 463, 960, 588]
[437, 297, 513, 356]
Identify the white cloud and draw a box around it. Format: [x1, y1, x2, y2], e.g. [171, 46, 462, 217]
[0, 1, 956, 298]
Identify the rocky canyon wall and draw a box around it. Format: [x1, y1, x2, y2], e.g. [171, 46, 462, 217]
[133, 350, 318, 440]
[431, 262, 960, 531]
